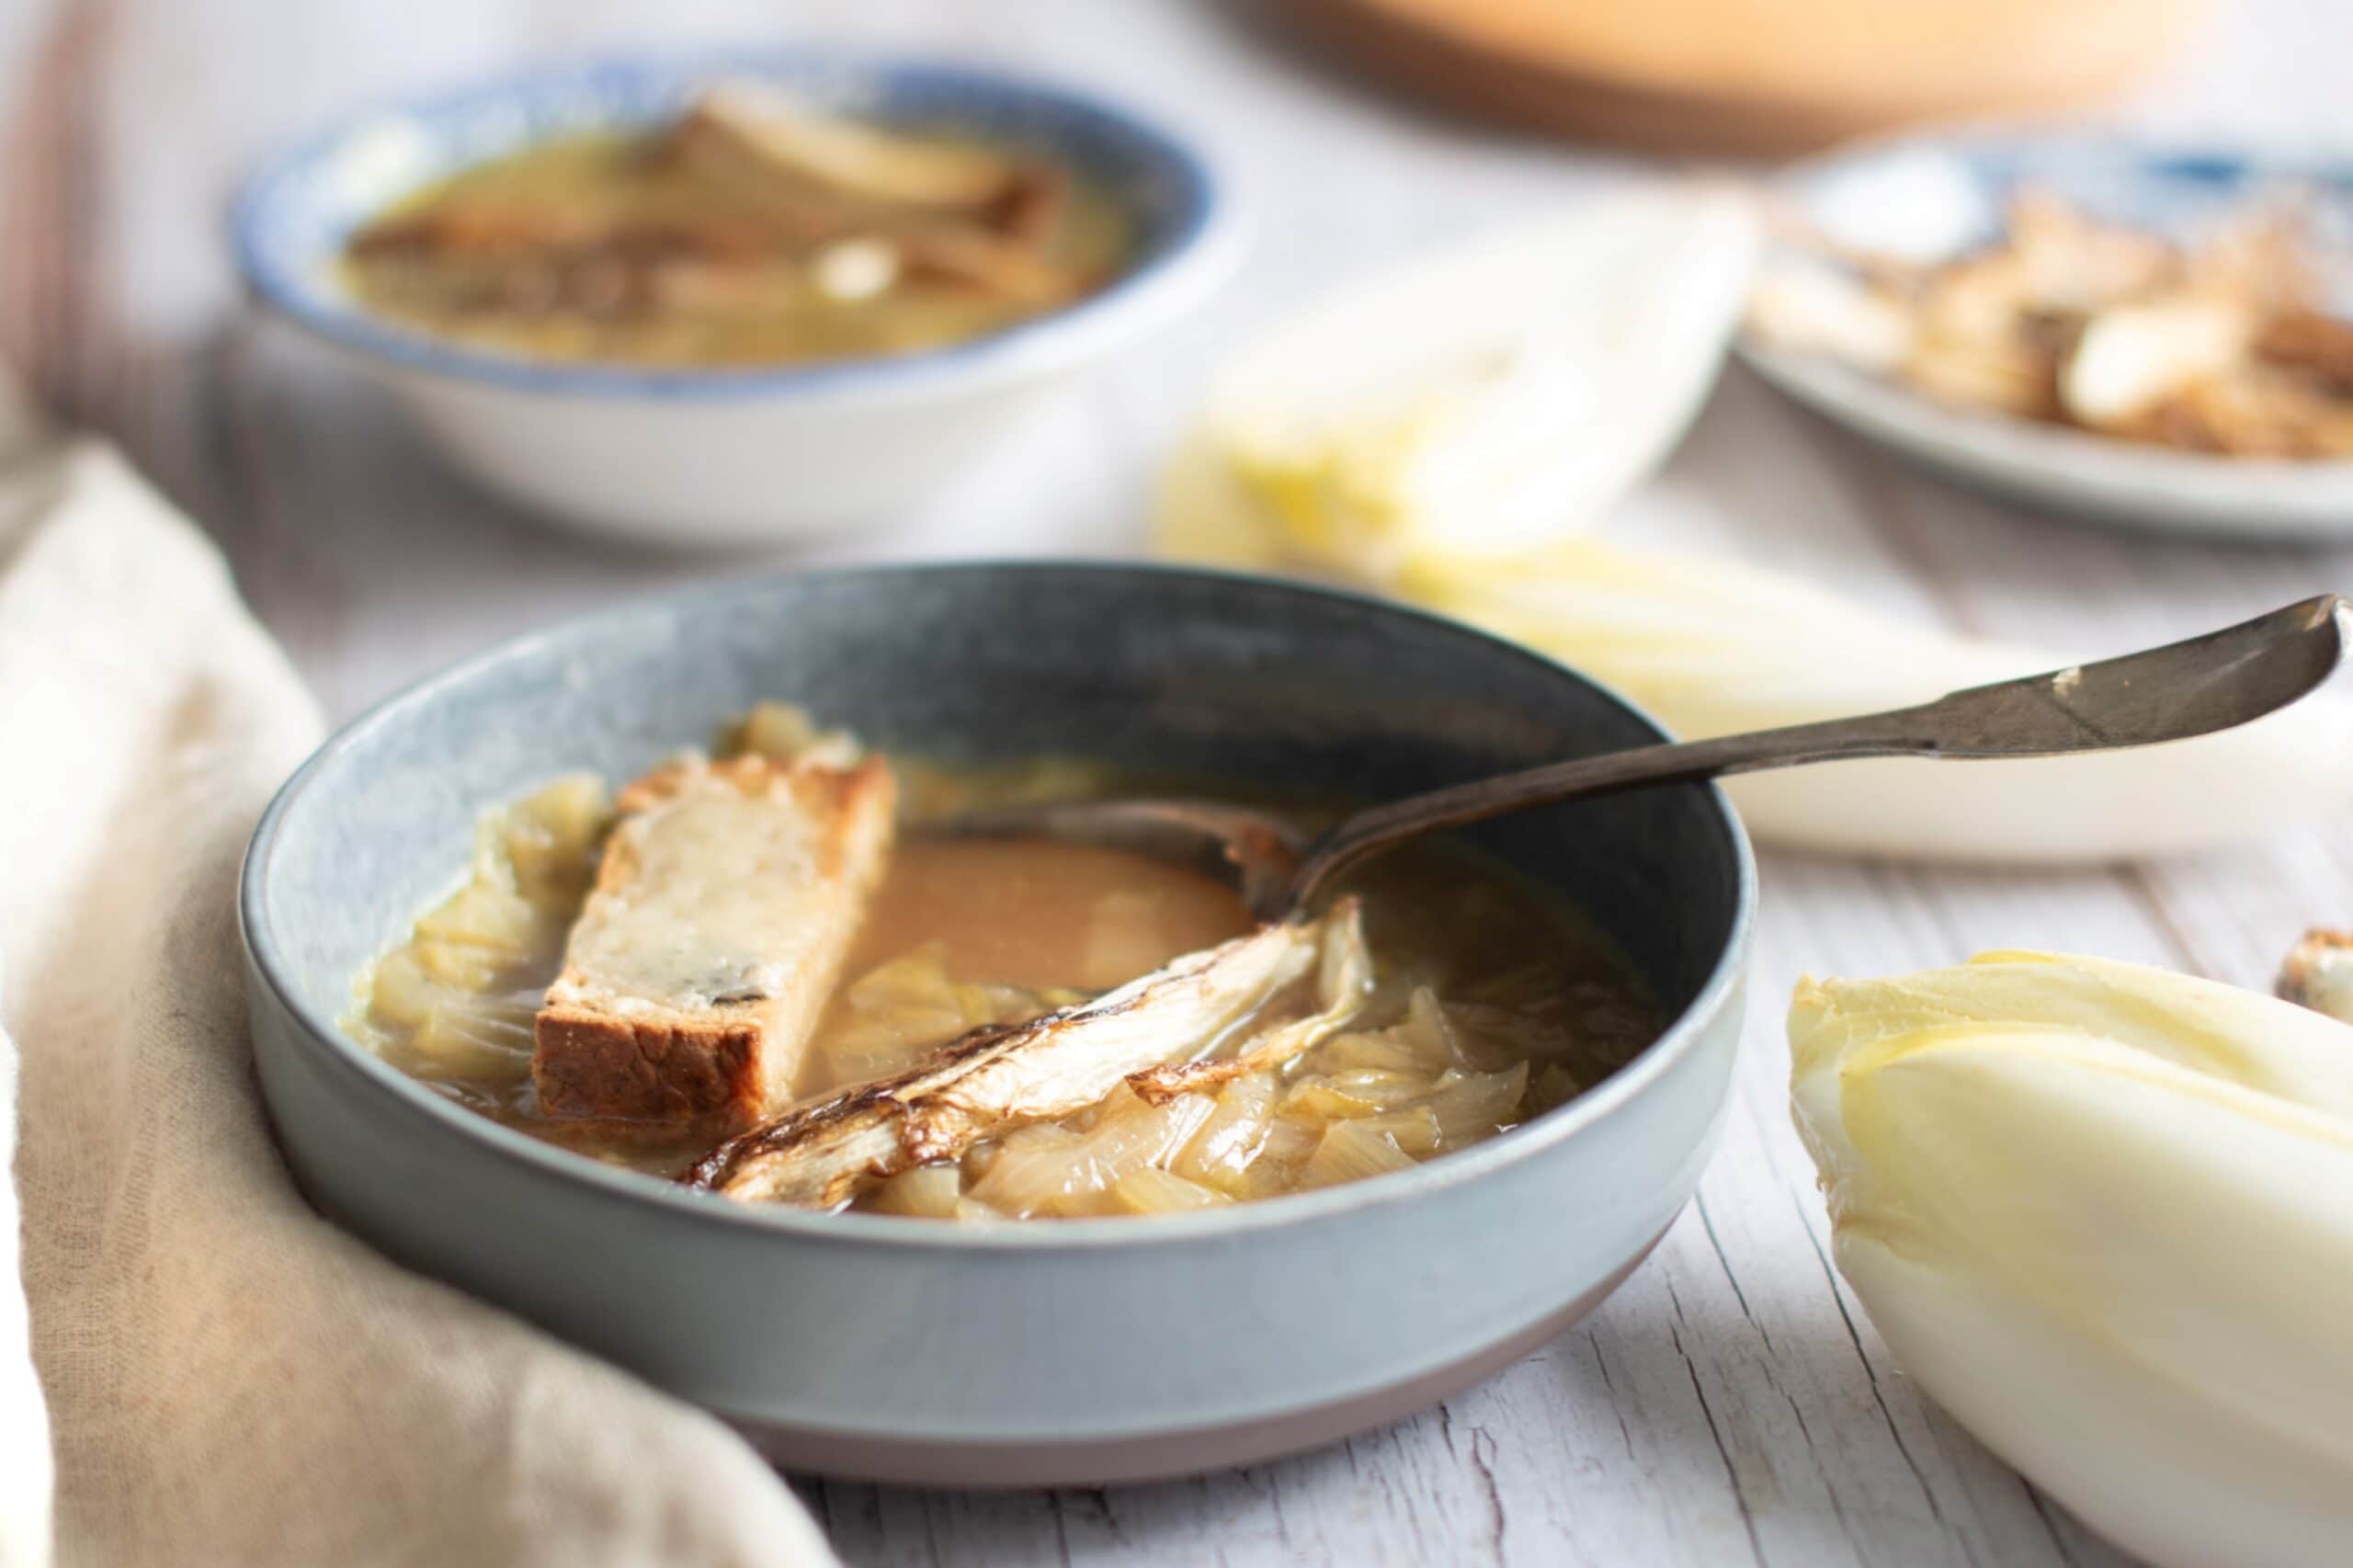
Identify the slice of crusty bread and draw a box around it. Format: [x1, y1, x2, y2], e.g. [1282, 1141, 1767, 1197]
[532, 752, 895, 1134]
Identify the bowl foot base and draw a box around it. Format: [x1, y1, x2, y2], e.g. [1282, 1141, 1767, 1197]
[728, 1226, 1665, 1488]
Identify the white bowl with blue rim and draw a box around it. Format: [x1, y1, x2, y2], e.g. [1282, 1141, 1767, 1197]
[233, 51, 1245, 548]
[1741, 134, 2353, 540]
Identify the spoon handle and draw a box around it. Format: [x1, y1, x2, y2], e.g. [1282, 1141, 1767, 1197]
[1278, 594, 2349, 916]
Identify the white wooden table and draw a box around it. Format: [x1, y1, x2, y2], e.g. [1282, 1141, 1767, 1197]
[9, 2, 2350, 1562]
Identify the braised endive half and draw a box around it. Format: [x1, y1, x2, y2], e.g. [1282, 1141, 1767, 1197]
[1790, 954, 2353, 1568]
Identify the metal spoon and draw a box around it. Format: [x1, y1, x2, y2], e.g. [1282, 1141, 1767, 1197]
[945, 595, 2350, 923]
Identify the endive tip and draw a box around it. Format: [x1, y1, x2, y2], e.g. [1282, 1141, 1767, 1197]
[1785, 977, 1848, 1075]
[1787, 975, 1835, 1015]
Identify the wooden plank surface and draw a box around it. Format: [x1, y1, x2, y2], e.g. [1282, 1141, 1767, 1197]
[7, 2, 2350, 1563]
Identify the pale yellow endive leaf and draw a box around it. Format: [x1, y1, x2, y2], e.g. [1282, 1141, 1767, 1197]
[1790, 955, 2353, 1568]
[1415, 543, 2353, 860]
[1195, 187, 1757, 578]
[1157, 191, 2353, 862]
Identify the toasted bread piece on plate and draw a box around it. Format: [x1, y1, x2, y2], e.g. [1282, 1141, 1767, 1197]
[533, 753, 895, 1133]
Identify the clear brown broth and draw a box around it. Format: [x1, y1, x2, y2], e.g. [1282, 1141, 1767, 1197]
[842, 837, 1253, 1003]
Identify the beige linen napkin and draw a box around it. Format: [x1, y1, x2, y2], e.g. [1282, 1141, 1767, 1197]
[0, 382, 840, 1568]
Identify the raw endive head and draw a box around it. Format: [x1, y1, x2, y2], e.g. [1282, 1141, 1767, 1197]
[1176, 184, 1758, 582]
[1404, 540, 2353, 861]
[1790, 952, 2353, 1568]
[1158, 189, 2353, 863]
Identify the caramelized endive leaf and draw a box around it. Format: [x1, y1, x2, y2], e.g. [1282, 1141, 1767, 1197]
[691, 912, 1343, 1208]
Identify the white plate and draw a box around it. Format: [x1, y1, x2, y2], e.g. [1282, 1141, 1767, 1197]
[1739, 135, 2353, 540]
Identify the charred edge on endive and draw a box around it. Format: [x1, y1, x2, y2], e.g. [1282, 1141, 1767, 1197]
[1126, 900, 1374, 1105]
[685, 910, 1342, 1208]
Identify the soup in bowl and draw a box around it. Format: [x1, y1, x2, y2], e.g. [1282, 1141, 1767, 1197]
[233, 56, 1241, 543]
[339, 81, 1139, 370]
[241, 563, 1751, 1483]
[347, 700, 1663, 1219]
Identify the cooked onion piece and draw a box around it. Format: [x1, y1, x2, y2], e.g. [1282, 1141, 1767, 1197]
[866, 1163, 963, 1220]
[1168, 1071, 1281, 1194]
[355, 775, 611, 1082]
[797, 960, 1558, 1218]
[1298, 1120, 1418, 1190]
[1111, 1166, 1231, 1215]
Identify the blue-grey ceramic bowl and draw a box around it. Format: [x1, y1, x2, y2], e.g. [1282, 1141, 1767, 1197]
[240, 562, 1753, 1485]
[232, 52, 1245, 544]
[1742, 133, 2353, 539]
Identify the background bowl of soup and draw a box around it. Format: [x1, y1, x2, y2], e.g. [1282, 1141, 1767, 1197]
[232, 53, 1243, 546]
[240, 562, 1754, 1485]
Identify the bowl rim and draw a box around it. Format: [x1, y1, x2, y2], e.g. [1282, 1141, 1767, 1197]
[228, 46, 1245, 403]
[240, 560, 1756, 1253]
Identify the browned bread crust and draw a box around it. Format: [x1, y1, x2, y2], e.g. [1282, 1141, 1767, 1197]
[532, 753, 895, 1134]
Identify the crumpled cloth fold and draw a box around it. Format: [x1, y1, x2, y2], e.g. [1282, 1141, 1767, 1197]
[0, 381, 837, 1568]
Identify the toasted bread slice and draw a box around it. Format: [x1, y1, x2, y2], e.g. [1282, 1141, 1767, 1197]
[533, 753, 895, 1133]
